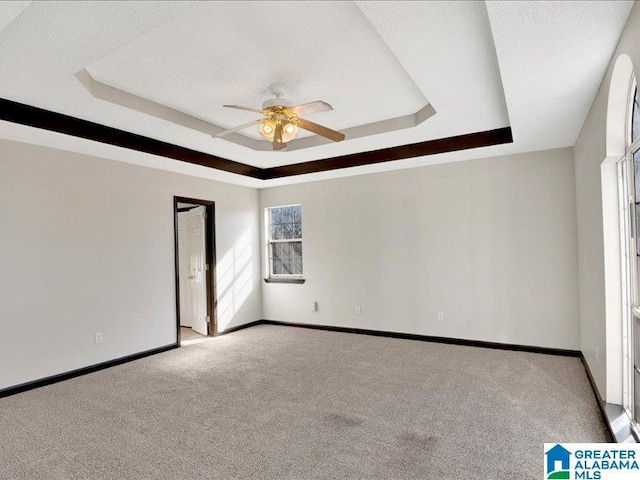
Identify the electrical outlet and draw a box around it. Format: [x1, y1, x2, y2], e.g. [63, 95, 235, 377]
[95, 332, 103, 345]
[437, 311, 444, 321]
[355, 305, 362, 315]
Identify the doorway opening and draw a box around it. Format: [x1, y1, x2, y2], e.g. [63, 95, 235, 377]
[174, 197, 217, 345]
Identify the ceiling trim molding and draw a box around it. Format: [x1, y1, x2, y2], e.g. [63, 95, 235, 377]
[0, 97, 263, 178]
[76, 69, 437, 152]
[0, 97, 512, 181]
[263, 127, 513, 179]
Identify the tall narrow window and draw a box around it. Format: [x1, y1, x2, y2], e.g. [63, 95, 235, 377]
[267, 205, 303, 278]
[631, 85, 640, 423]
[622, 81, 640, 426]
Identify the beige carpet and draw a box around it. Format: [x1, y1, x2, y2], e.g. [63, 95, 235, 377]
[0, 325, 608, 479]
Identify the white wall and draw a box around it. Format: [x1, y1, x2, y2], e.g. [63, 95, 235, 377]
[0, 139, 262, 390]
[574, 2, 640, 402]
[260, 148, 580, 350]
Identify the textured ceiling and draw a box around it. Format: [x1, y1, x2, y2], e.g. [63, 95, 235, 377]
[0, 1, 30, 31]
[0, 1, 634, 188]
[485, 0, 634, 150]
[86, 1, 428, 140]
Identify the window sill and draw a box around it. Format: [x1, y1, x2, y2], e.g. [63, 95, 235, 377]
[264, 278, 306, 284]
[605, 403, 639, 442]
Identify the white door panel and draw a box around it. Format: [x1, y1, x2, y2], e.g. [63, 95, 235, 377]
[189, 206, 208, 336]
[178, 206, 208, 336]
[177, 213, 192, 327]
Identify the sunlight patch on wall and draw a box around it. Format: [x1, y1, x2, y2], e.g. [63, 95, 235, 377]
[217, 228, 254, 331]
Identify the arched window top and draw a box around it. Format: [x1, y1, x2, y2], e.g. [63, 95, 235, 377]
[633, 85, 639, 144]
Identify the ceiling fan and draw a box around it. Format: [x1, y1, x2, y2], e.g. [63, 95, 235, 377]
[213, 84, 345, 151]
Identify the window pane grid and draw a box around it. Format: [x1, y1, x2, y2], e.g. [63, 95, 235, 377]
[269, 239, 302, 243]
[268, 205, 303, 277]
[269, 241, 303, 276]
[269, 206, 302, 240]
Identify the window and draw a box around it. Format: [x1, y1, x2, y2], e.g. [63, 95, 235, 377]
[267, 205, 303, 278]
[632, 84, 640, 423]
[621, 80, 640, 426]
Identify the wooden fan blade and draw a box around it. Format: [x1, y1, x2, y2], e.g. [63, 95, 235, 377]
[273, 141, 286, 151]
[297, 117, 345, 142]
[213, 119, 261, 138]
[222, 104, 263, 114]
[289, 101, 333, 116]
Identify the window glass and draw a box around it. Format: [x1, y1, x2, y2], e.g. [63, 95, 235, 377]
[268, 205, 303, 276]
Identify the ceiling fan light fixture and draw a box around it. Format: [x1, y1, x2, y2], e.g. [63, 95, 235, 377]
[259, 117, 299, 143]
[282, 122, 298, 142]
[259, 118, 276, 139]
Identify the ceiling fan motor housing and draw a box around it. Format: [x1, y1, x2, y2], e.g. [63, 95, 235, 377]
[261, 97, 293, 109]
[262, 83, 292, 109]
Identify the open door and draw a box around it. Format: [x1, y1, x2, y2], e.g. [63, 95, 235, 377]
[187, 206, 208, 336]
[178, 206, 208, 336]
[178, 212, 193, 328]
[174, 197, 217, 343]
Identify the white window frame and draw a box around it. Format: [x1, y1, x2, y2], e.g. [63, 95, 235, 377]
[620, 154, 634, 420]
[621, 76, 640, 424]
[266, 204, 303, 279]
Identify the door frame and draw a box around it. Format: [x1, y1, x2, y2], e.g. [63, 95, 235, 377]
[173, 196, 217, 344]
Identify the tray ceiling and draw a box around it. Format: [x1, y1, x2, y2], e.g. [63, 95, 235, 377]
[84, 1, 430, 144]
[0, 1, 633, 188]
